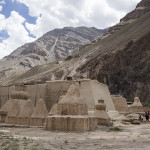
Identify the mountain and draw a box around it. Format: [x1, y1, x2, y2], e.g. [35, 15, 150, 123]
[1, 0, 150, 105]
[0, 27, 105, 85]
[0, 27, 105, 71]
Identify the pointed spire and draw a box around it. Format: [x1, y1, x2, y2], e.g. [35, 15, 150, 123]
[19, 99, 34, 118]
[65, 84, 80, 97]
[31, 99, 48, 118]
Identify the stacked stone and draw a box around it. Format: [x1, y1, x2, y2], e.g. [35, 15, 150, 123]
[30, 99, 48, 126]
[5, 85, 30, 124]
[94, 100, 111, 126]
[130, 97, 144, 113]
[45, 85, 97, 131]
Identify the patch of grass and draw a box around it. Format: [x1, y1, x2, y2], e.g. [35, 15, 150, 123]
[11, 141, 20, 150]
[109, 126, 122, 132]
[30, 147, 38, 150]
[30, 143, 40, 150]
[0, 131, 4, 135]
[64, 140, 68, 144]
[23, 137, 30, 147]
[23, 137, 27, 140]
[1, 140, 19, 150]
[2, 141, 11, 147]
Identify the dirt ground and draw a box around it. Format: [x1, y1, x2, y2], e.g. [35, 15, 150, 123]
[0, 122, 150, 150]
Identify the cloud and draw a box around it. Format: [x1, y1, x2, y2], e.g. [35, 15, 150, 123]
[105, 0, 141, 12]
[0, 6, 2, 12]
[0, 0, 5, 5]
[16, 0, 141, 38]
[0, 0, 6, 11]
[0, 0, 141, 59]
[0, 11, 35, 58]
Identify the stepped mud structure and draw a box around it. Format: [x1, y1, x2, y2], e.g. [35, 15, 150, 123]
[17, 99, 34, 126]
[0, 79, 119, 120]
[0, 85, 30, 123]
[49, 96, 64, 116]
[94, 100, 111, 126]
[0, 99, 14, 122]
[45, 84, 97, 131]
[112, 96, 129, 114]
[5, 85, 30, 124]
[46, 79, 119, 118]
[130, 97, 144, 113]
[30, 99, 48, 126]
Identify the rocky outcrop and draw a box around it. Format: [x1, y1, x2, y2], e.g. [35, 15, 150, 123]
[82, 30, 150, 104]
[105, 0, 150, 35]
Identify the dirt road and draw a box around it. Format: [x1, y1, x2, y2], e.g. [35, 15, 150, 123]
[0, 123, 150, 150]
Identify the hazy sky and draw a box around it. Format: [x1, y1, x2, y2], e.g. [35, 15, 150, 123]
[0, 0, 141, 59]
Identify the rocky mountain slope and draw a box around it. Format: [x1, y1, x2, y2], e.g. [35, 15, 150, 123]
[0, 27, 105, 71]
[1, 0, 150, 105]
[0, 27, 105, 85]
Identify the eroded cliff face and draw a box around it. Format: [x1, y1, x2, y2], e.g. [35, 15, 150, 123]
[81, 31, 150, 105]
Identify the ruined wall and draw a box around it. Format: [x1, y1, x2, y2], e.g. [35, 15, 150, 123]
[0, 84, 46, 108]
[0, 79, 116, 113]
[45, 81, 73, 111]
[26, 84, 46, 106]
[91, 80, 116, 111]
[46, 80, 96, 111]
[45, 79, 115, 112]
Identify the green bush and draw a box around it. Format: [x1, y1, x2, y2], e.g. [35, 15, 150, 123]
[109, 126, 122, 131]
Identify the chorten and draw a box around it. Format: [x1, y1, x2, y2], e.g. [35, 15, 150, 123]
[130, 97, 144, 113]
[17, 99, 34, 126]
[0, 100, 15, 123]
[45, 84, 97, 131]
[94, 100, 111, 126]
[30, 99, 48, 126]
[49, 96, 64, 116]
[4, 85, 30, 124]
[112, 96, 129, 114]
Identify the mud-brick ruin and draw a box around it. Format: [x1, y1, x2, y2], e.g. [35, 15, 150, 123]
[18, 99, 34, 126]
[129, 97, 144, 113]
[112, 96, 129, 114]
[94, 100, 111, 126]
[30, 99, 48, 126]
[0, 79, 147, 131]
[45, 84, 97, 131]
[1, 85, 29, 124]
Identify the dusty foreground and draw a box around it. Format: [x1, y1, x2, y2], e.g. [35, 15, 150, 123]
[0, 123, 150, 150]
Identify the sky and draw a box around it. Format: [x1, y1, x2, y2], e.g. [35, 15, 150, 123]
[0, 0, 141, 59]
